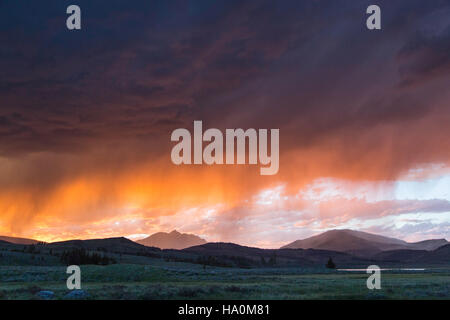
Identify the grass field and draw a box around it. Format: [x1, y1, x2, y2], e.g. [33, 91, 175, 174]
[0, 259, 449, 300]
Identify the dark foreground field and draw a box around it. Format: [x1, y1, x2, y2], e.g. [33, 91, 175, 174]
[0, 262, 449, 300]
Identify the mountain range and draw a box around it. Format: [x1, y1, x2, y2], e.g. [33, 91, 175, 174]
[0, 229, 448, 268]
[281, 229, 448, 257]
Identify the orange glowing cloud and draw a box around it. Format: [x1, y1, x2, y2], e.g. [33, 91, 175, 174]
[2, 0, 450, 244]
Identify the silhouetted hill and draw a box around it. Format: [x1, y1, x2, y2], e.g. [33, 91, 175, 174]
[0, 236, 40, 245]
[418, 244, 450, 264]
[48, 237, 160, 255]
[373, 249, 429, 263]
[373, 244, 450, 265]
[136, 230, 207, 249]
[0, 235, 448, 268]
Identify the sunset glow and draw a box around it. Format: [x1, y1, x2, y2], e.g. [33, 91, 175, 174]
[1, 0, 449, 246]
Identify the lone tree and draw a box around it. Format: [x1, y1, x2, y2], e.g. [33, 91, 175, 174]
[268, 253, 277, 266]
[325, 257, 336, 269]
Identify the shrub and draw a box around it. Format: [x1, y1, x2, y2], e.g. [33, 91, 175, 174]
[325, 258, 336, 269]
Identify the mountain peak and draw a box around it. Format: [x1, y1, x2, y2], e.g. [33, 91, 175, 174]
[136, 230, 207, 249]
[280, 229, 448, 257]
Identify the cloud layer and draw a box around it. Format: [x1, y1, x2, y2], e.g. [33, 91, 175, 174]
[0, 0, 449, 243]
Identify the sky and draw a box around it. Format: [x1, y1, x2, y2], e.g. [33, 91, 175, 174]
[0, 0, 449, 247]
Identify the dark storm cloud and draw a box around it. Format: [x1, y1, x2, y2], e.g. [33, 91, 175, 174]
[398, 25, 450, 86]
[0, 0, 450, 187]
[0, 0, 319, 154]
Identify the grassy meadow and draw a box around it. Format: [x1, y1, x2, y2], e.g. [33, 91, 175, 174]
[0, 258, 449, 300]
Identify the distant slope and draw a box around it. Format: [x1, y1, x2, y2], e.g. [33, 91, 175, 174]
[281, 230, 406, 255]
[137, 230, 207, 249]
[373, 244, 450, 265]
[418, 244, 450, 264]
[0, 237, 162, 267]
[373, 249, 429, 263]
[183, 241, 450, 268]
[341, 229, 407, 245]
[281, 229, 448, 257]
[0, 236, 448, 268]
[0, 236, 40, 245]
[407, 239, 449, 251]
